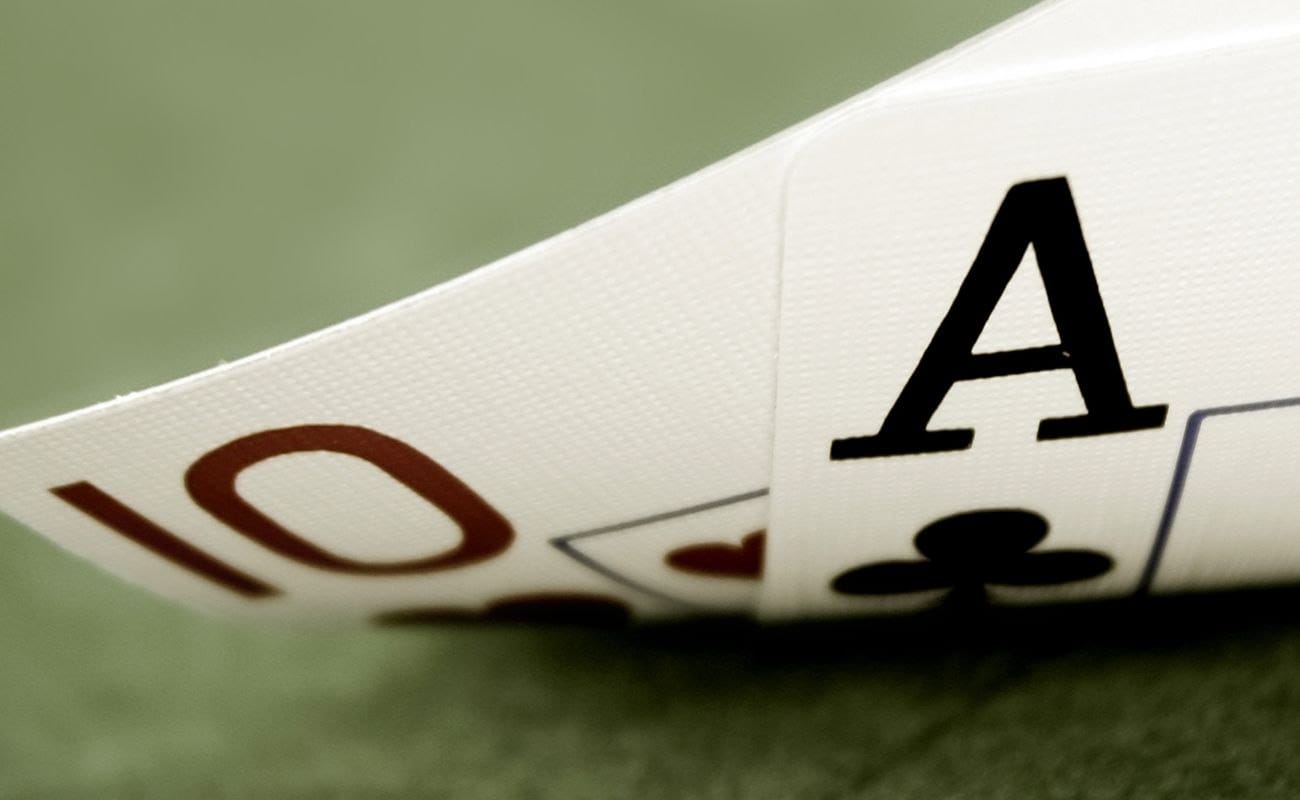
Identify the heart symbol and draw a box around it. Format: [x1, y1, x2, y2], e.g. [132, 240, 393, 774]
[665, 530, 765, 579]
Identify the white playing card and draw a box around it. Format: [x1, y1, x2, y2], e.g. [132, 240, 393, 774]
[0, 0, 1107, 622]
[7, 0, 1300, 623]
[765, 18, 1300, 618]
[1148, 399, 1300, 592]
[553, 490, 768, 614]
[0, 141, 799, 623]
[877, 0, 1300, 101]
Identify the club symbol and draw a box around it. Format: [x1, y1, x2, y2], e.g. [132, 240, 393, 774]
[831, 509, 1112, 606]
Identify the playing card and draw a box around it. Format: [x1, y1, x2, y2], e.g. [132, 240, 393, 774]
[6, 0, 1300, 623]
[552, 489, 769, 613]
[0, 0, 1090, 622]
[0, 142, 796, 623]
[764, 17, 1300, 618]
[1147, 398, 1300, 593]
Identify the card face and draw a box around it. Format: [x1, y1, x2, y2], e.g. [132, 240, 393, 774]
[764, 30, 1300, 618]
[552, 490, 767, 613]
[1148, 398, 1300, 593]
[0, 0, 1082, 623]
[0, 0, 1143, 623]
[0, 143, 797, 623]
[10, 0, 1300, 624]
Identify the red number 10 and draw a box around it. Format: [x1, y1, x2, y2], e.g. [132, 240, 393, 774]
[52, 425, 514, 598]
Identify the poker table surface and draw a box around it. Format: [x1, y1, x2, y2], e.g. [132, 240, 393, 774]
[1, 2, 1297, 797]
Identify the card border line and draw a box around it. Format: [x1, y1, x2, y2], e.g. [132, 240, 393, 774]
[549, 488, 769, 608]
[1138, 395, 1300, 593]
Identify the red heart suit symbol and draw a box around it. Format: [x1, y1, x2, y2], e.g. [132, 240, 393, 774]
[665, 531, 765, 579]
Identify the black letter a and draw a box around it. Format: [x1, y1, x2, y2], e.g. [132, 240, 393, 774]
[830, 177, 1166, 460]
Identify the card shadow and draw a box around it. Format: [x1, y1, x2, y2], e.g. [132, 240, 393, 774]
[339, 587, 1300, 795]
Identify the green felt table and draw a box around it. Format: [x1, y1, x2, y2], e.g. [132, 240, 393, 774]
[1, 2, 1297, 797]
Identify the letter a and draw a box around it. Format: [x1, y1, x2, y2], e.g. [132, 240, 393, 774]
[831, 177, 1167, 460]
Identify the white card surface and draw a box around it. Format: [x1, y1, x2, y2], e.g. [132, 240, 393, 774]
[0, 0, 1086, 621]
[1150, 399, 1300, 592]
[765, 23, 1300, 618]
[0, 143, 797, 623]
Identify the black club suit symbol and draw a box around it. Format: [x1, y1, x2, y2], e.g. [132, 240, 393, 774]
[831, 509, 1113, 606]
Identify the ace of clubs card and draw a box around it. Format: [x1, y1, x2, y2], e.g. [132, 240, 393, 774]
[764, 33, 1300, 617]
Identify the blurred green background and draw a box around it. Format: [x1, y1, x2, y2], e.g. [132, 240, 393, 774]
[1, 1, 1297, 797]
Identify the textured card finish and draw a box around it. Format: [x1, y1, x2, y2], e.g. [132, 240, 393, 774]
[4, 0, 1300, 622]
[765, 25, 1300, 618]
[0, 0, 1095, 621]
[0, 145, 794, 622]
[1149, 401, 1300, 593]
